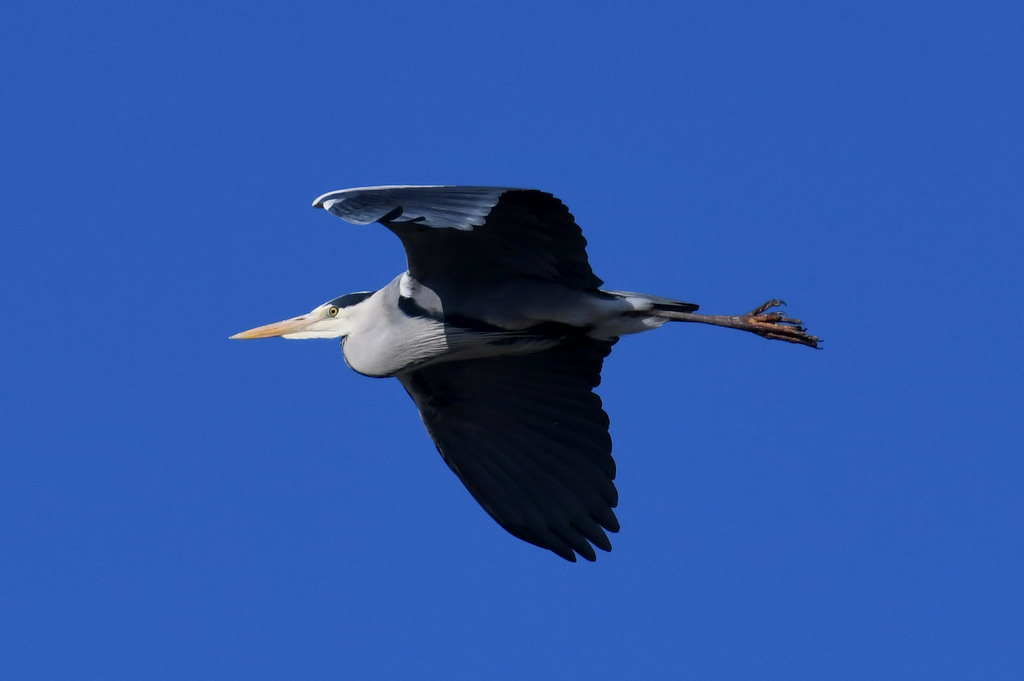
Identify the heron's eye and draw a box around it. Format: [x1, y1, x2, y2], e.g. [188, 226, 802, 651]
[328, 306, 339, 317]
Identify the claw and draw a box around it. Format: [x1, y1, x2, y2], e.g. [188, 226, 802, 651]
[747, 299, 787, 317]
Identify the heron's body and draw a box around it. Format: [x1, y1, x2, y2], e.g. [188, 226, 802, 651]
[233, 185, 818, 562]
[341, 273, 682, 377]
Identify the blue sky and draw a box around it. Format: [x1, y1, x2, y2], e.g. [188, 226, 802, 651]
[2, 1, 1022, 678]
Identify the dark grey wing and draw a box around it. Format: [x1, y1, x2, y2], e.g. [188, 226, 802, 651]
[397, 338, 619, 562]
[313, 185, 602, 290]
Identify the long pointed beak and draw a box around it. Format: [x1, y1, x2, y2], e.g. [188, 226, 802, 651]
[230, 315, 314, 340]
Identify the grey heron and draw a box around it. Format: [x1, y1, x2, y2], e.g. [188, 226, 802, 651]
[232, 185, 818, 562]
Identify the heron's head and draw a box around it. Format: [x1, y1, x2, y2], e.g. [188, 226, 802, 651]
[230, 291, 374, 340]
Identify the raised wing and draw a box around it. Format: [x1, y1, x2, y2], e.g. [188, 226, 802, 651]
[313, 185, 602, 290]
[397, 338, 619, 562]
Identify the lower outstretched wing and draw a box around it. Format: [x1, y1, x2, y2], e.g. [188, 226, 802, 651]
[397, 337, 619, 561]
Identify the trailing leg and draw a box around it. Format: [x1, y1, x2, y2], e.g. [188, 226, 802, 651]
[652, 299, 820, 348]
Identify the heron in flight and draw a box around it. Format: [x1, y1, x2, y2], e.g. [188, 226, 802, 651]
[232, 185, 818, 562]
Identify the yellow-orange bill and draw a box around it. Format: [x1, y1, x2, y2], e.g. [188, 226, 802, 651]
[229, 316, 311, 340]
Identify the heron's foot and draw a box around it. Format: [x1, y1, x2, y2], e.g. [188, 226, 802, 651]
[741, 299, 820, 348]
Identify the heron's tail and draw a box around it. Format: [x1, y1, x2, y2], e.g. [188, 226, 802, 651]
[601, 289, 700, 316]
[587, 290, 700, 337]
[648, 298, 700, 315]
